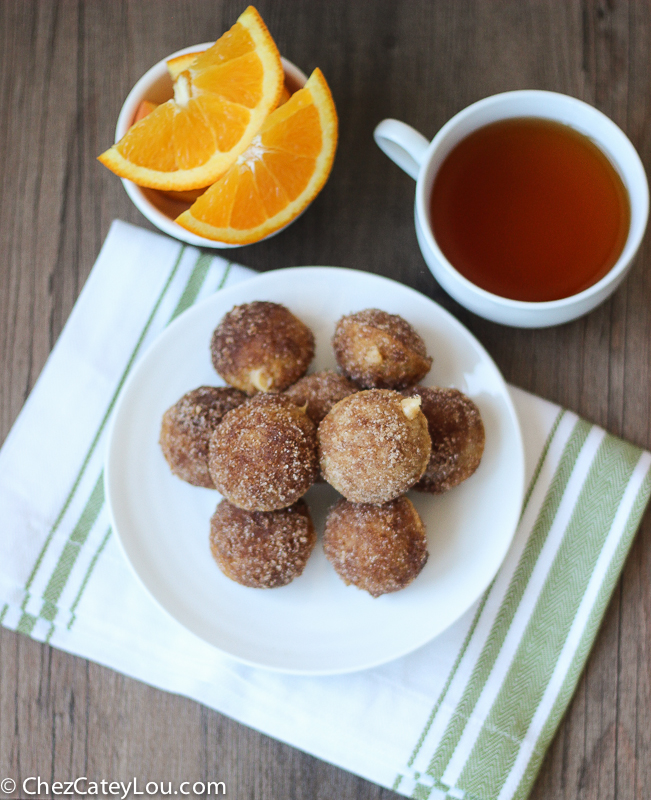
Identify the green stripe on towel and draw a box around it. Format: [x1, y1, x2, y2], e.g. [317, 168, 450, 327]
[41, 474, 104, 610]
[405, 410, 565, 775]
[425, 418, 591, 781]
[510, 459, 651, 800]
[67, 527, 112, 630]
[457, 435, 640, 798]
[25, 251, 228, 638]
[19, 244, 187, 609]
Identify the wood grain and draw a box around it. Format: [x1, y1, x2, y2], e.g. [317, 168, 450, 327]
[1, 1, 651, 798]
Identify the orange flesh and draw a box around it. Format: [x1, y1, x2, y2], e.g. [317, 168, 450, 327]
[176, 68, 337, 243]
[98, 7, 284, 190]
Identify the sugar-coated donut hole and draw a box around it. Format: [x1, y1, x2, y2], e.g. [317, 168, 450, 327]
[208, 394, 318, 511]
[402, 386, 485, 493]
[159, 386, 246, 488]
[318, 389, 432, 504]
[211, 301, 315, 395]
[210, 499, 316, 588]
[323, 497, 429, 597]
[284, 370, 360, 426]
[332, 308, 432, 389]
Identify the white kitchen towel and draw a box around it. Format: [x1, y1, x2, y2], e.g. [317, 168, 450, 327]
[1, 220, 649, 800]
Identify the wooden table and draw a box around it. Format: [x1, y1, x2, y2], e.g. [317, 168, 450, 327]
[1, 2, 650, 798]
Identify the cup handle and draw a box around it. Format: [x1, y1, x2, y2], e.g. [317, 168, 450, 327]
[374, 119, 430, 180]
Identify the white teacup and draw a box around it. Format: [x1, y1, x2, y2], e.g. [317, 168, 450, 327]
[374, 91, 649, 328]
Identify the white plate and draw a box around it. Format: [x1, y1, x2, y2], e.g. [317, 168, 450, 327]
[105, 267, 525, 675]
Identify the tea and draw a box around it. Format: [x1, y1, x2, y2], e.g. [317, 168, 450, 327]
[430, 118, 630, 302]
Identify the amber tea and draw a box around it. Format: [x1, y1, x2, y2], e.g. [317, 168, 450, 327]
[430, 118, 630, 302]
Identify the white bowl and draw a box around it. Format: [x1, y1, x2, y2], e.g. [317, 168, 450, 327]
[114, 44, 308, 249]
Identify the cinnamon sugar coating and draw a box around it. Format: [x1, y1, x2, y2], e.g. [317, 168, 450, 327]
[402, 387, 485, 493]
[332, 309, 432, 389]
[159, 386, 246, 488]
[210, 499, 316, 588]
[318, 389, 431, 504]
[323, 497, 428, 597]
[211, 301, 315, 395]
[284, 370, 359, 426]
[208, 394, 318, 511]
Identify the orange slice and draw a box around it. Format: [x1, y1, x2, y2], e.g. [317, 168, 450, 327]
[133, 100, 159, 124]
[175, 68, 338, 244]
[125, 100, 207, 202]
[98, 6, 283, 190]
[167, 49, 291, 102]
[278, 84, 291, 105]
[167, 51, 205, 82]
